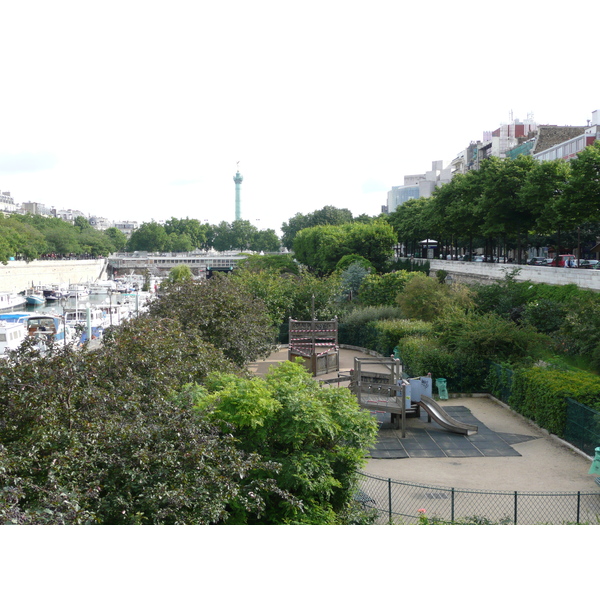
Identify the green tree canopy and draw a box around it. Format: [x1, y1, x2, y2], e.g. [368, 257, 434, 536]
[194, 360, 378, 524]
[148, 274, 276, 367]
[281, 205, 354, 250]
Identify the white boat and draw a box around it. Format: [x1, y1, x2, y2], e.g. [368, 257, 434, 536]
[26, 314, 77, 348]
[97, 299, 131, 327]
[0, 319, 28, 357]
[89, 280, 117, 295]
[64, 307, 108, 343]
[67, 284, 90, 299]
[0, 291, 27, 312]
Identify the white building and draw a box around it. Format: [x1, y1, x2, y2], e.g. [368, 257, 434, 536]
[386, 160, 452, 213]
[0, 191, 17, 216]
[114, 220, 139, 237]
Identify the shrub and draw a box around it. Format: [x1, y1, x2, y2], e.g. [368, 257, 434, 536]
[433, 312, 549, 364]
[509, 366, 600, 435]
[338, 305, 404, 348]
[358, 271, 423, 306]
[371, 319, 433, 357]
[396, 335, 488, 393]
[194, 361, 379, 524]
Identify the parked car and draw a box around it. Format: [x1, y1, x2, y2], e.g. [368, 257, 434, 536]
[579, 260, 599, 268]
[547, 255, 577, 267]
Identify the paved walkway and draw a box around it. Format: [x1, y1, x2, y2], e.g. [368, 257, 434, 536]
[248, 347, 599, 493]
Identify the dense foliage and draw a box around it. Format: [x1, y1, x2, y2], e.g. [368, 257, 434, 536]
[192, 361, 378, 524]
[0, 213, 126, 263]
[0, 318, 283, 524]
[149, 274, 276, 368]
[293, 220, 396, 275]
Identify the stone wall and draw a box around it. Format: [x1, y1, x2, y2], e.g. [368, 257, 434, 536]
[426, 259, 600, 292]
[0, 259, 107, 293]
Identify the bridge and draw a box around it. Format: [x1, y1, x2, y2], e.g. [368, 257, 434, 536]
[106, 251, 249, 278]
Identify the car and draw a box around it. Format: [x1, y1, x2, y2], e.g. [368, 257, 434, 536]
[579, 260, 599, 269]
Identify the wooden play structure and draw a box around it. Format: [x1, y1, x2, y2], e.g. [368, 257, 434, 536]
[351, 357, 411, 436]
[288, 317, 339, 376]
[350, 357, 478, 437]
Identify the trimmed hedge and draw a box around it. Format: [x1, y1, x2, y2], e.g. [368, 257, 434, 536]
[488, 364, 600, 436]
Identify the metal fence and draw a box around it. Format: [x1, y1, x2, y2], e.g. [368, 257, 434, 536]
[356, 472, 600, 525]
[564, 398, 600, 458]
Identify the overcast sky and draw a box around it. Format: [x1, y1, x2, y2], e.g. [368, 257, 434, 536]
[0, 1, 597, 235]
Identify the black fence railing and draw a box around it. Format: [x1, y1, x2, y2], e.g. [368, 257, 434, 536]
[357, 472, 600, 525]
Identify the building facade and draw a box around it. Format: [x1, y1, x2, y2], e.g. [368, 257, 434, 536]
[0, 191, 17, 216]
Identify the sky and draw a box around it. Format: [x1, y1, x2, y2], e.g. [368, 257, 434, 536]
[0, 1, 598, 236]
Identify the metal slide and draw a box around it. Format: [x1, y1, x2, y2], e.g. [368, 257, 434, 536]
[416, 395, 478, 436]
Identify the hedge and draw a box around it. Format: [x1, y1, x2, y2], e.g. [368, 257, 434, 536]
[488, 364, 600, 436]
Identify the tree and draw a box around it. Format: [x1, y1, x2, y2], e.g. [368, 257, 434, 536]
[396, 274, 462, 321]
[358, 271, 423, 306]
[293, 221, 395, 275]
[477, 155, 537, 262]
[281, 205, 354, 250]
[386, 197, 432, 257]
[0, 317, 287, 524]
[562, 140, 600, 224]
[148, 274, 276, 367]
[193, 360, 378, 524]
[73, 215, 92, 231]
[127, 221, 170, 252]
[166, 264, 194, 283]
[339, 262, 370, 301]
[249, 228, 281, 252]
[104, 227, 128, 252]
[164, 217, 211, 249]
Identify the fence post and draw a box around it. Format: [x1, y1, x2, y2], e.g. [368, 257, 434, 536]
[388, 479, 392, 524]
[451, 488, 455, 523]
[514, 491, 518, 525]
[577, 491, 581, 524]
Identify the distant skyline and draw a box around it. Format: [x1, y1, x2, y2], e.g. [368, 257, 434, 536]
[0, 1, 597, 235]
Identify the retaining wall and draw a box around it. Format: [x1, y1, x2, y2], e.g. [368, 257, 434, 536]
[0, 259, 107, 293]
[426, 259, 600, 291]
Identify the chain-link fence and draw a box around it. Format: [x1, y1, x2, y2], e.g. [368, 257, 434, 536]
[356, 472, 600, 525]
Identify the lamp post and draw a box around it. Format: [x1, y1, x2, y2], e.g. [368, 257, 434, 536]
[108, 289, 113, 327]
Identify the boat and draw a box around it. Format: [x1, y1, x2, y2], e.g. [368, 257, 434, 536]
[89, 280, 118, 295]
[41, 284, 69, 302]
[67, 284, 90, 299]
[0, 291, 27, 312]
[26, 313, 77, 348]
[63, 307, 108, 343]
[97, 299, 131, 327]
[24, 289, 46, 306]
[0, 319, 28, 358]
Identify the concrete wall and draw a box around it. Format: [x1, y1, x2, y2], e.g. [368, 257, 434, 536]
[426, 259, 600, 291]
[0, 259, 107, 293]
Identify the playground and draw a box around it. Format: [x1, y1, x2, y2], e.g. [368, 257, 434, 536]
[249, 346, 599, 494]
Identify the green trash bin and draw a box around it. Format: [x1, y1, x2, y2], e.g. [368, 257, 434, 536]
[589, 447, 600, 475]
[436, 378, 448, 400]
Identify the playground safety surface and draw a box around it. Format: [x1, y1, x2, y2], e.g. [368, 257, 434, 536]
[371, 407, 537, 459]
